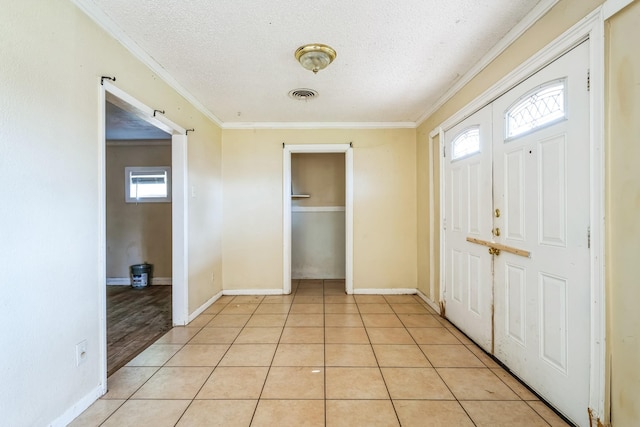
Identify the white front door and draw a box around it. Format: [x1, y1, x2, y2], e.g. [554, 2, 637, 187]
[443, 41, 591, 426]
[443, 104, 493, 352]
[492, 42, 591, 425]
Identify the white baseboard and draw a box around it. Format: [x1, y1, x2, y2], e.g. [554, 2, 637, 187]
[50, 384, 105, 427]
[417, 290, 441, 314]
[352, 288, 418, 295]
[188, 290, 223, 323]
[223, 289, 285, 295]
[106, 277, 172, 286]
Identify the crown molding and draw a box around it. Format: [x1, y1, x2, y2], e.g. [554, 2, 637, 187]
[603, 0, 634, 19]
[73, 0, 224, 128]
[75, 0, 559, 131]
[221, 121, 417, 130]
[415, 0, 560, 126]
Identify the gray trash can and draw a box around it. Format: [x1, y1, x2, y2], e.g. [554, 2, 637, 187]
[130, 263, 153, 288]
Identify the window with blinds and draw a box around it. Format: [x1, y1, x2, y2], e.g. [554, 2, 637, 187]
[125, 166, 171, 203]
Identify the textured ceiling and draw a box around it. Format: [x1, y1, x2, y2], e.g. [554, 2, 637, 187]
[82, 0, 542, 125]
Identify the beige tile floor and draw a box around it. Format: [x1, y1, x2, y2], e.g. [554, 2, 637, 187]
[71, 279, 571, 426]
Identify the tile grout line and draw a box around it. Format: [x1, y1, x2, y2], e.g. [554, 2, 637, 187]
[323, 279, 327, 427]
[249, 280, 296, 426]
[406, 307, 480, 426]
[96, 280, 565, 426]
[169, 296, 236, 427]
[355, 298, 404, 426]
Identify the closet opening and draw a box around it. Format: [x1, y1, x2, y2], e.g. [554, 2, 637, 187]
[282, 144, 353, 294]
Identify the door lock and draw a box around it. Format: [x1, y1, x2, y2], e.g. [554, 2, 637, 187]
[488, 247, 501, 256]
[492, 228, 501, 237]
[495, 208, 501, 218]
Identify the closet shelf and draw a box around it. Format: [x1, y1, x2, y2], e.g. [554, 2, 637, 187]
[291, 194, 311, 198]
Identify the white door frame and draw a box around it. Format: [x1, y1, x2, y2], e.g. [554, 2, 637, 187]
[432, 9, 606, 420]
[98, 82, 189, 390]
[283, 144, 353, 294]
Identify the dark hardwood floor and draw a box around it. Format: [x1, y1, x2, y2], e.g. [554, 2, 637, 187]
[106, 285, 172, 376]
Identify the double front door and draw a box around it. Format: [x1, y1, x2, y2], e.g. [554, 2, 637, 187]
[443, 42, 590, 426]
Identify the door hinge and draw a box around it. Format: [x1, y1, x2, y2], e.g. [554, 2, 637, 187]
[588, 226, 591, 249]
[587, 69, 591, 92]
[443, 145, 446, 158]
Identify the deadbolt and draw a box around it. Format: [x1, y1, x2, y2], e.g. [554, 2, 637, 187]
[495, 208, 501, 218]
[492, 228, 501, 237]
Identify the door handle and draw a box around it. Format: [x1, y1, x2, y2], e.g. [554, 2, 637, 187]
[488, 247, 501, 256]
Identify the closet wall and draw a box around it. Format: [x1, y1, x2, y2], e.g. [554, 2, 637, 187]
[291, 153, 345, 279]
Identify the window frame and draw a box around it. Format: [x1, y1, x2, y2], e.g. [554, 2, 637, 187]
[504, 78, 567, 141]
[125, 166, 172, 203]
[450, 125, 481, 162]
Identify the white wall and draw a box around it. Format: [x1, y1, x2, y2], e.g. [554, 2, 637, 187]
[0, 1, 222, 425]
[292, 210, 346, 279]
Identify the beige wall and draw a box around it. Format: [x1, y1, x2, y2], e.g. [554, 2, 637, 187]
[606, 2, 640, 425]
[291, 153, 346, 207]
[186, 121, 223, 313]
[0, 1, 222, 424]
[222, 128, 417, 291]
[106, 143, 172, 278]
[416, 130, 440, 299]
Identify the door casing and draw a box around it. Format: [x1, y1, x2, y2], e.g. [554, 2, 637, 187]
[432, 9, 606, 420]
[98, 81, 189, 394]
[283, 144, 353, 294]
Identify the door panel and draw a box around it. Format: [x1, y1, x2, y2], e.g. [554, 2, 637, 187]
[492, 42, 590, 426]
[442, 42, 591, 426]
[505, 262, 526, 345]
[443, 105, 493, 352]
[504, 149, 525, 241]
[538, 134, 567, 246]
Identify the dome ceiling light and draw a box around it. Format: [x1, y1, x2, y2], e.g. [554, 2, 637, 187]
[295, 44, 337, 74]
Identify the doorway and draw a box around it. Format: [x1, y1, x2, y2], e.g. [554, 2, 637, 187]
[283, 144, 353, 294]
[291, 152, 346, 280]
[99, 82, 189, 387]
[442, 42, 591, 425]
[104, 101, 173, 375]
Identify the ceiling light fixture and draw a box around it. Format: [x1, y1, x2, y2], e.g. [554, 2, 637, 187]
[295, 43, 336, 74]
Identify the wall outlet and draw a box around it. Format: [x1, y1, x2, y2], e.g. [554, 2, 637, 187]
[76, 340, 88, 366]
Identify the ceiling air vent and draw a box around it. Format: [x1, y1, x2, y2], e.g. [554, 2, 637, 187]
[288, 88, 318, 101]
